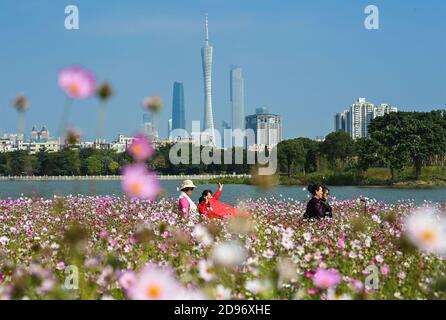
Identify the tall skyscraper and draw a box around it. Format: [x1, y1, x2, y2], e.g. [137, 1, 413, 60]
[230, 65, 245, 143]
[335, 111, 348, 132]
[143, 113, 159, 139]
[201, 14, 216, 145]
[172, 82, 186, 132]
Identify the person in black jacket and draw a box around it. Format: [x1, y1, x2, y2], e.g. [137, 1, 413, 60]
[304, 183, 326, 219]
[320, 185, 333, 218]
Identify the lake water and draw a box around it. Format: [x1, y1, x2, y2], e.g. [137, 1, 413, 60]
[0, 180, 444, 205]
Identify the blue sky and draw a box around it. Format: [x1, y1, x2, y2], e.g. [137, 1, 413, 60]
[0, 0, 445, 141]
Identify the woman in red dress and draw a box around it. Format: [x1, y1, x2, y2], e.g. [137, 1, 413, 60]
[198, 183, 239, 220]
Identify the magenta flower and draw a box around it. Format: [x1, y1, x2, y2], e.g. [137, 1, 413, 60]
[58, 66, 97, 100]
[380, 264, 390, 276]
[312, 268, 341, 289]
[121, 164, 160, 200]
[128, 134, 154, 162]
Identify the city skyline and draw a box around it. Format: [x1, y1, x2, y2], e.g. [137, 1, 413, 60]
[335, 97, 398, 139]
[0, 1, 445, 142]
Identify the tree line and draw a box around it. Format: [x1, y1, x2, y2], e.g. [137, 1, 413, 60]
[278, 110, 446, 181]
[1, 110, 445, 180]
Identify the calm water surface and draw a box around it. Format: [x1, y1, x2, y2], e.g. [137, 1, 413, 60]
[0, 180, 445, 205]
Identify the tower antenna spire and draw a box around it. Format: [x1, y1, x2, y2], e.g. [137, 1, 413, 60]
[205, 14, 209, 44]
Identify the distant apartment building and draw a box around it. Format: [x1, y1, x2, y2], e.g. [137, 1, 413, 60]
[6, 126, 62, 154]
[0, 133, 24, 153]
[245, 108, 282, 151]
[109, 134, 135, 153]
[334, 98, 398, 139]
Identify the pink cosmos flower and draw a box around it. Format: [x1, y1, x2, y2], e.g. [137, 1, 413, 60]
[348, 279, 363, 293]
[121, 164, 160, 200]
[56, 261, 66, 271]
[380, 264, 390, 276]
[119, 271, 137, 291]
[126, 264, 182, 300]
[128, 134, 154, 162]
[58, 66, 97, 100]
[312, 268, 342, 289]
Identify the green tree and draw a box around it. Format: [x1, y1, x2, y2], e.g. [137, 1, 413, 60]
[355, 137, 385, 173]
[320, 131, 355, 170]
[277, 139, 306, 177]
[108, 161, 120, 174]
[369, 111, 446, 180]
[86, 156, 102, 175]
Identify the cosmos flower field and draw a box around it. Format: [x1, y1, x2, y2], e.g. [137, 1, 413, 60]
[0, 195, 445, 300]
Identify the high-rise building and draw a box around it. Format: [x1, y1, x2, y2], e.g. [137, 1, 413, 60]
[334, 111, 348, 132]
[143, 113, 159, 139]
[172, 82, 186, 132]
[334, 98, 398, 139]
[350, 98, 374, 139]
[245, 109, 282, 151]
[230, 65, 245, 144]
[168, 118, 173, 140]
[201, 14, 216, 145]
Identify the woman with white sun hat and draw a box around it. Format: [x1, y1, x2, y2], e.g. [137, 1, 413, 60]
[177, 179, 198, 219]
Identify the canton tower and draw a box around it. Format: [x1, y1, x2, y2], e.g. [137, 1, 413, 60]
[201, 14, 216, 145]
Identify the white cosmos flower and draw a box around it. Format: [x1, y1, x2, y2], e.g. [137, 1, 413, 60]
[262, 249, 275, 259]
[198, 260, 215, 282]
[375, 255, 384, 263]
[405, 209, 446, 255]
[246, 279, 272, 294]
[212, 241, 247, 267]
[281, 237, 294, 250]
[0, 236, 10, 246]
[215, 285, 231, 300]
[192, 224, 213, 247]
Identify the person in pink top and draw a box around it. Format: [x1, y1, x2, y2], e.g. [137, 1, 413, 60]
[177, 180, 198, 219]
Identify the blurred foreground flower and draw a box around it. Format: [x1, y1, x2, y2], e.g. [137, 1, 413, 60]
[212, 241, 247, 267]
[13, 94, 30, 112]
[143, 96, 163, 113]
[96, 82, 113, 101]
[405, 208, 446, 255]
[126, 264, 182, 300]
[250, 166, 279, 189]
[128, 133, 154, 162]
[192, 225, 213, 247]
[64, 128, 81, 145]
[58, 66, 96, 100]
[312, 268, 341, 290]
[121, 164, 160, 200]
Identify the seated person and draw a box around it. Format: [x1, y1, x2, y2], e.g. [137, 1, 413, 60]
[198, 183, 238, 220]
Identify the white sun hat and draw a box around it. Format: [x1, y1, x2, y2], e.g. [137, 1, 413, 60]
[178, 179, 197, 191]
